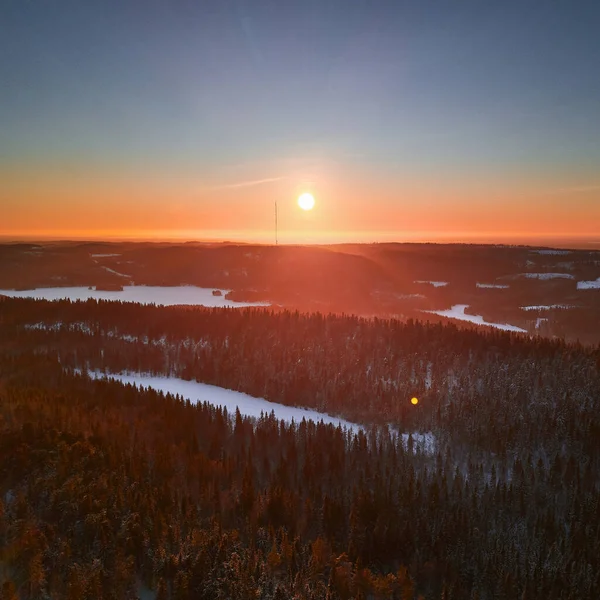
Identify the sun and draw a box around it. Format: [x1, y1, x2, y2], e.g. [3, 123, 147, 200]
[298, 193, 315, 211]
[411, 397, 419, 405]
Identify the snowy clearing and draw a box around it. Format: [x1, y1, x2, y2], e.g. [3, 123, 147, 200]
[577, 277, 600, 290]
[476, 283, 509, 289]
[422, 304, 526, 333]
[0, 286, 270, 308]
[520, 305, 575, 311]
[86, 372, 436, 453]
[523, 273, 574, 280]
[414, 280, 448, 287]
[91, 253, 121, 257]
[88, 371, 363, 433]
[531, 249, 571, 256]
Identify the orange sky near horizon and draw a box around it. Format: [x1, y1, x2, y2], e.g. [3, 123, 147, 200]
[2, 163, 598, 245]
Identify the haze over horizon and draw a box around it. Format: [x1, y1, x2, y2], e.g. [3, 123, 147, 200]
[2, 0, 599, 243]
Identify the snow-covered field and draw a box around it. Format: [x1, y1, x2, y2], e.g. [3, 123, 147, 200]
[523, 273, 574, 280]
[0, 286, 270, 308]
[520, 304, 575, 311]
[577, 277, 600, 290]
[414, 280, 448, 287]
[91, 253, 121, 257]
[423, 304, 526, 333]
[476, 283, 509, 289]
[87, 371, 436, 453]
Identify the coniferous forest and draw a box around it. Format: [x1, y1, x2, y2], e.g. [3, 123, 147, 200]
[1, 296, 600, 599]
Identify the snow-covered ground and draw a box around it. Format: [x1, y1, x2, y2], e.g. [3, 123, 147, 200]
[91, 253, 121, 258]
[523, 273, 574, 280]
[476, 283, 509, 289]
[414, 280, 448, 287]
[520, 305, 575, 311]
[422, 304, 526, 333]
[0, 286, 270, 308]
[577, 277, 600, 290]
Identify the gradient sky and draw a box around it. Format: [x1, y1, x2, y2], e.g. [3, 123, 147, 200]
[1, 0, 599, 243]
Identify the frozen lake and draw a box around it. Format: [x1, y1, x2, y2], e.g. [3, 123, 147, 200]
[0, 286, 270, 308]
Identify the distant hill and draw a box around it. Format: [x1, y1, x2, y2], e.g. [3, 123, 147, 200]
[0, 241, 598, 343]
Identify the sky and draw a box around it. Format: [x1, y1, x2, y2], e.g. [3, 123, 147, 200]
[1, 0, 599, 244]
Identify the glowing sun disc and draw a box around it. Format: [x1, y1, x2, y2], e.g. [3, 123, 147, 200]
[298, 193, 315, 211]
[411, 397, 419, 405]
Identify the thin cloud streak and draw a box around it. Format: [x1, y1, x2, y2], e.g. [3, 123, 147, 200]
[211, 177, 283, 190]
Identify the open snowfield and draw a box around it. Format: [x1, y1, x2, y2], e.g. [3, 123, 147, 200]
[0, 286, 270, 308]
[87, 371, 436, 453]
[423, 304, 526, 333]
[577, 277, 600, 290]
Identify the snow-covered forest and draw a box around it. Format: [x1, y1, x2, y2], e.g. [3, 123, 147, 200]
[1, 296, 599, 599]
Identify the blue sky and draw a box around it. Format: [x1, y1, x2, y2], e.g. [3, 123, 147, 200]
[1, 0, 599, 239]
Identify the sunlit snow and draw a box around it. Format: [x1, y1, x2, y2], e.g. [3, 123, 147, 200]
[577, 277, 600, 290]
[91, 253, 122, 257]
[422, 304, 526, 333]
[0, 286, 270, 307]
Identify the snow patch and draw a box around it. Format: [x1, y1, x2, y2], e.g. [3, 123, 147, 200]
[91, 253, 122, 258]
[422, 304, 526, 333]
[476, 283, 509, 289]
[577, 277, 600, 290]
[102, 266, 131, 278]
[25, 321, 93, 334]
[520, 305, 575, 311]
[522, 273, 574, 280]
[414, 280, 448, 288]
[0, 286, 270, 308]
[532, 249, 571, 256]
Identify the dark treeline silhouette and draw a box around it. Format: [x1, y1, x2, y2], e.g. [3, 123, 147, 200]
[1, 296, 600, 599]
